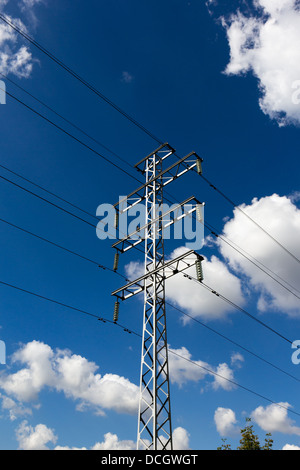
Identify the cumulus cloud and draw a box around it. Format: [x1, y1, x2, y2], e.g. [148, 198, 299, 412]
[231, 352, 244, 368]
[0, 340, 139, 416]
[0, 0, 44, 77]
[251, 402, 300, 436]
[173, 427, 191, 450]
[16, 420, 57, 450]
[168, 346, 211, 387]
[218, 194, 300, 316]
[214, 407, 239, 437]
[215, 402, 300, 441]
[212, 362, 235, 391]
[90, 433, 136, 451]
[282, 443, 300, 450]
[0, 393, 32, 421]
[222, 0, 300, 125]
[168, 345, 237, 391]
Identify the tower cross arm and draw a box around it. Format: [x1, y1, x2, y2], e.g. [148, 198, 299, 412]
[111, 250, 203, 301]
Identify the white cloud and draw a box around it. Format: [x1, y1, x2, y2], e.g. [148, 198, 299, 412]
[0, 21, 34, 77]
[172, 427, 190, 450]
[91, 432, 136, 450]
[215, 403, 300, 440]
[168, 346, 211, 387]
[121, 71, 134, 84]
[54, 352, 139, 415]
[7, 45, 33, 77]
[289, 191, 300, 204]
[214, 407, 239, 437]
[231, 352, 244, 368]
[222, 0, 300, 126]
[0, 393, 32, 421]
[168, 252, 246, 321]
[125, 260, 144, 280]
[251, 402, 300, 436]
[21, 0, 44, 8]
[218, 194, 300, 316]
[16, 420, 57, 450]
[282, 443, 300, 450]
[0, 1, 44, 78]
[212, 362, 235, 391]
[168, 345, 236, 391]
[0, 341, 139, 416]
[0, 18, 16, 46]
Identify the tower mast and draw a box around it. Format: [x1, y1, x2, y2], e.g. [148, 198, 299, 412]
[111, 144, 204, 450]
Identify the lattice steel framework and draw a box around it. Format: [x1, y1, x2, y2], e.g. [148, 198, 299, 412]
[137, 148, 172, 450]
[111, 144, 204, 451]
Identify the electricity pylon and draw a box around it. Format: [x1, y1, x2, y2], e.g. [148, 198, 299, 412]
[111, 144, 204, 450]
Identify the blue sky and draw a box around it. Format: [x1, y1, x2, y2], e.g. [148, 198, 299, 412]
[1, 0, 300, 450]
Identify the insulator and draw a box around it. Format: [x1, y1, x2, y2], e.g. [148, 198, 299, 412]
[113, 301, 120, 323]
[196, 158, 203, 175]
[113, 252, 119, 272]
[114, 211, 119, 229]
[195, 257, 204, 283]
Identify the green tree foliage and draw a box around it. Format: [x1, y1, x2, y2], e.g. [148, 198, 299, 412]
[217, 418, 273, 450]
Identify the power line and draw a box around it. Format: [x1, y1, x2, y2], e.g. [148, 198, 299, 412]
[2, 145, 300, 304]
[0, 169, 296, 346]
[199, 173, 300, 267]
[0, 163, 100, 224]
[3, 81, 300, 305]
[2, 14, 300, 436]
[0, 13, 163, 146]
[0, 278, 139, 337]
[205, 221, 300, 298]
[0, 216, 109, 272]
[0, 173, 97, 230]
[0, 171, 147, 259]
[0, 84, 297, 350]
[166, 301, 300, 384]
[0, 152, 298, 348]
[0, 155, 297, 419]
[3, 172, 297, 407]
[1, 211, 298, 386]
[0, 72, 135, 172]
[1, 171, 298, 435]
[1, 15, 299, 268]
[0, 276, 300, 420]
[168, 349, 300, 419]
[186, 275, 293, 345]
[2, 87, 141, 184]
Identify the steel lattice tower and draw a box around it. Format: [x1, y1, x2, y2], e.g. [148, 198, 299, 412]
[137, 149, 172, 450]
[111, 143, 204, 451]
